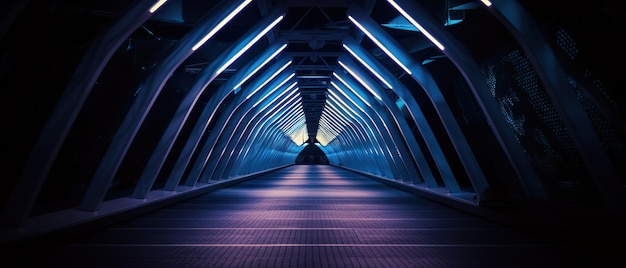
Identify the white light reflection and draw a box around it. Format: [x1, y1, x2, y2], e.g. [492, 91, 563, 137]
[246, 60, 292, 99]
[337, 61, 382, 102]
[216, 15, 284, 74]
[252, 77, 296, 108]
[342, 43, 393, 89]
[387, 0, 445, 51]
[348, 15, 412, 74]
[331, 75, 370, 107]
[149, 0, 168, 13]
[192, 0, 253, 51]
[233, 43, 287, 91]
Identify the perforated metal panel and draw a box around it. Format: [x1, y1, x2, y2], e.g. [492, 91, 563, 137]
[555, 26, 626, 184]
[483, 49, 599, 205]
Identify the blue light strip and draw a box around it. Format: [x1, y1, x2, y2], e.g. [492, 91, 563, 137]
[240, 91, 299, 158]
[334, 83, 394, 141]
[342, 43, 393, 89]
[325, 104, 359, 140]
[325, 102, 362, 139]
[265, 87, 299, 119]
[216, 15, 285, 74]
[149, 0, 168, 13]
[267, 101, 299, 131]
[348, 15, 412, 75]
[282, 111, 303, 131]
[329, 88, 386, 140]
[252, 76, 296, 108]
[337, 61, 382, 102]
[334, 67, 391, 140]
[331, 74, 370, 107]
[319, 108, 347, 145]
[233, 43, 288, 91]
[317, 120, 339, 145]
[331, 81, 369, 112]
[328, 91, 360, 118]
[279, 111, 300, 132]
[233, 84, 298, 166]
[286, 119, 305, 135]
[319, 118, 339, 135]
[326, 98, 384, 162]
[246, 60, 292, 99]
[281, 110, 304, 133]
[321, 112, 345, 134]
[273, 99, 301, 129]
[192, 0, 253, 51]
[322, 109, 347, 134]
[328, 92, 391, 161]
[320, 105, 345, 140]
[387, 0, 445, 51]
[326, 99, 365, 143]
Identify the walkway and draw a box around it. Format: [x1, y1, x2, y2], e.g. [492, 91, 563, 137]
[8, 165, 597, 267]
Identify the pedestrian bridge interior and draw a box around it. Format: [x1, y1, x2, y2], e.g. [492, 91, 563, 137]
[0, 0, 624, 266]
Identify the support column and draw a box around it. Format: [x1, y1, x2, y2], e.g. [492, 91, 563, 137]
[2, 0, 161, 226]
[348, 7, 491, 201]
[487, 0, 626, 216]
[79, 0, 255, 211]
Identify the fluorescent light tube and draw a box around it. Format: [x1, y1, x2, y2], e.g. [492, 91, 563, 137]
[337, 60, 382, 102]
[331, 74, 370, 107]
[246, 60, 292, 99]
[234, 43, 287, 91]
[149, 0, 168, 13]
[252, 79, 297, 108]
[192, 0, 253, 51]
[387, 0, 445, 50]
[342, 44, 393, 89]
[348, 15, 413, 75]
[216, 15, 284, 74]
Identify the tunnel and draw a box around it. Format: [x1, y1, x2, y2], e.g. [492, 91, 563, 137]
[0, 0, 625, 266]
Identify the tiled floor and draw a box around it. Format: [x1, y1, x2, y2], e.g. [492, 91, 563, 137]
[7, 165, 606, 267]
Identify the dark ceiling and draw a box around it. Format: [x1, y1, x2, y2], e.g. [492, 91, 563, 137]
[11, 0, 620, 192]
[173, 0, 485, 140]
[0, 0, 493, 144]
